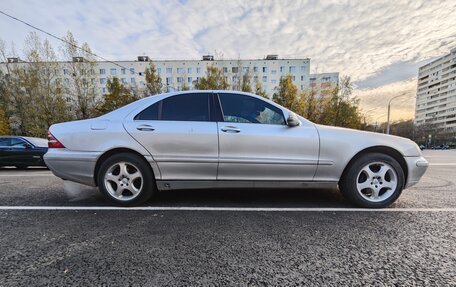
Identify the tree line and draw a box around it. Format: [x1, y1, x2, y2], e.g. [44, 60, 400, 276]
[1, 31, 402, 139]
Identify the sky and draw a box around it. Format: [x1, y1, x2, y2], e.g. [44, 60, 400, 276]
[0, 0, 455, 122]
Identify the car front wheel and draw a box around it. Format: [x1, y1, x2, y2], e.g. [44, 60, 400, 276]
[97, 153, 156, 206]
[339, 153, 405, 208]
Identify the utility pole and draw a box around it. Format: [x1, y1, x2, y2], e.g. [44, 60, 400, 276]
[387, 95, 407, 134]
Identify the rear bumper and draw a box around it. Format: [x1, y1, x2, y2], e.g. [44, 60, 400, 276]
[44, 149, 100, 186]
[404, 156, 429, 188]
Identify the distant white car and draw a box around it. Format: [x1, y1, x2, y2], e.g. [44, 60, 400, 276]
[44, 91, 428, 207]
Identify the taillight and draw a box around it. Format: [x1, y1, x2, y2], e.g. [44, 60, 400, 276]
[48, 131, 65, 148]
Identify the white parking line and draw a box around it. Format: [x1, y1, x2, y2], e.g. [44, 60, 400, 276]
[0, 206, 456, 212]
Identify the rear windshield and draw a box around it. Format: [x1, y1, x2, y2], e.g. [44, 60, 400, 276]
[27, 138, 48, 147]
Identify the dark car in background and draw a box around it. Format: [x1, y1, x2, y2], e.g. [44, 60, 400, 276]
[0, 136, 48, 169]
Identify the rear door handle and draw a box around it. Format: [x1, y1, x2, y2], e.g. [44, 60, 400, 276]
[221, 126, 241, 133]
[136, 124, 155, 131]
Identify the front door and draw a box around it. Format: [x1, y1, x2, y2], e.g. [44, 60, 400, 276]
[124, 92, 218, 180]
[216, 93, 319, 181]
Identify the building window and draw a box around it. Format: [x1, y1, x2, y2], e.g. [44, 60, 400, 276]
[101, 87, 107, 93]
[188, 67, 192, 74]
[188, 77, 192, 83]
[289, 66, 296, 73]
[232, 67, 239, 73]
[292, 76, 296, 81]
[177, 77, 184, 83]
[100, 78, 107, 84]
[130, 68, 135, 75]
[280, 66, 285, 73]
[232, 76, 238, 82]
[301, 75, 304, 81]
[110, 68, 117, 75]
[271, 70, 277, 75]
[301, 66, 306, 72]
[262, 67, 267, 73]
[157, 68, 162, 74]
[121, 68, 126, 75]
[166, 77, 173, 84]
[271, 79, 277, 84]
[253, 67, 258, 73]
[243, 67, 249, 73]
[100, 68, 106, 75]
[196, 67, 201, 74]
[177, 68, 184, 74]
[262, 76, 267, 82]
[63, 69, 69, 75]
[166, 68, 172, 74]
[64, 78, 70, 85]
[121, 78, 127, 84]
[223, 67, 228, 73]
[131, 78, 136, 84]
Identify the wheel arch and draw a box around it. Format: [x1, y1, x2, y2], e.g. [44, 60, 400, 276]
[339, 146, 408, 187]
[93, 147, 156, 186]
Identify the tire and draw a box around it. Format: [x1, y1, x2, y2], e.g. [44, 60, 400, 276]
[97, 152, 156, 206]
[339, 153, 405, 208]
[15, 165, 28, 170]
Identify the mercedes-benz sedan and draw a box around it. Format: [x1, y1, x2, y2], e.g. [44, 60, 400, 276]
[0, 136, 48, 169]
[44, 91, 428, 207]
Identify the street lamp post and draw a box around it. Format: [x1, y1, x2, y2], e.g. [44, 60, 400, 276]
[386, 95, 407, 134]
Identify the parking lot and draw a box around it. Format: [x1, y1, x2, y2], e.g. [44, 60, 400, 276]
[1, 150, 455, 286]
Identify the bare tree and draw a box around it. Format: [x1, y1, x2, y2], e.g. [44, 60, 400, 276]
[60, 31, 98, 119]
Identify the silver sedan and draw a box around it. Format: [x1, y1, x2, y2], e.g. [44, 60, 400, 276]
[44, 91, 428, 207]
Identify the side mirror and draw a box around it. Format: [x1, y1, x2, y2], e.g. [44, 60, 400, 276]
[286, 113, 300, 127]
[24, 143, 32, 149]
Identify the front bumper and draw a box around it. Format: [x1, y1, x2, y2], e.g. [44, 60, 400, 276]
[404, 155, 429, 188]
[44, 149, 101, 187]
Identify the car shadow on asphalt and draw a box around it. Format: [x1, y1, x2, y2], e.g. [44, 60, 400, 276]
[147, 188, 351, 208]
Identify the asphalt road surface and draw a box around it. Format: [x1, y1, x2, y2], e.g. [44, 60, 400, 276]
[0, 150, 455, 286]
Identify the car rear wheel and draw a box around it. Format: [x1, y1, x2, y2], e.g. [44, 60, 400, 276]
[339, 153, 405, 208]
[97, 153, 156, 206]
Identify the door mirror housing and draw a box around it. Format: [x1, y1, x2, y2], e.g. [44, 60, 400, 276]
[24, 143, 32, 149]
[286, 113, 300, 127]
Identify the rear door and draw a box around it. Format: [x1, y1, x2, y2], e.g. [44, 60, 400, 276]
[0, 137, 11, 166]
[124, 92, 219, 180]
[216, 93, 319, 181]
[8, 138, 36, 166]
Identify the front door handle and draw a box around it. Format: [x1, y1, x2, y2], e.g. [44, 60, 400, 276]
[221, 126, 241, 133]
[136, 124, 155, 131]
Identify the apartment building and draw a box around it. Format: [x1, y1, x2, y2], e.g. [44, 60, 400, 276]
[415, 48, 456, 131]
[308, 73, 340, 96]
[0, 54, 338, 98]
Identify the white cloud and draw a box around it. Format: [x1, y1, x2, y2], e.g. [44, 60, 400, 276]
[0, 0, 455, 117]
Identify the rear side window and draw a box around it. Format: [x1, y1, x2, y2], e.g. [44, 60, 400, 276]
[10, 138, 27, 147]
[135, 93, 210, 122]
[135, 102, 159, 120]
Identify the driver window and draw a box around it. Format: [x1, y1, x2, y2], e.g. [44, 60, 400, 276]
[218, 93, 286, 125]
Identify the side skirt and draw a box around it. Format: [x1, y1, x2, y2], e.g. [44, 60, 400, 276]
[156, 180, 338, 191]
